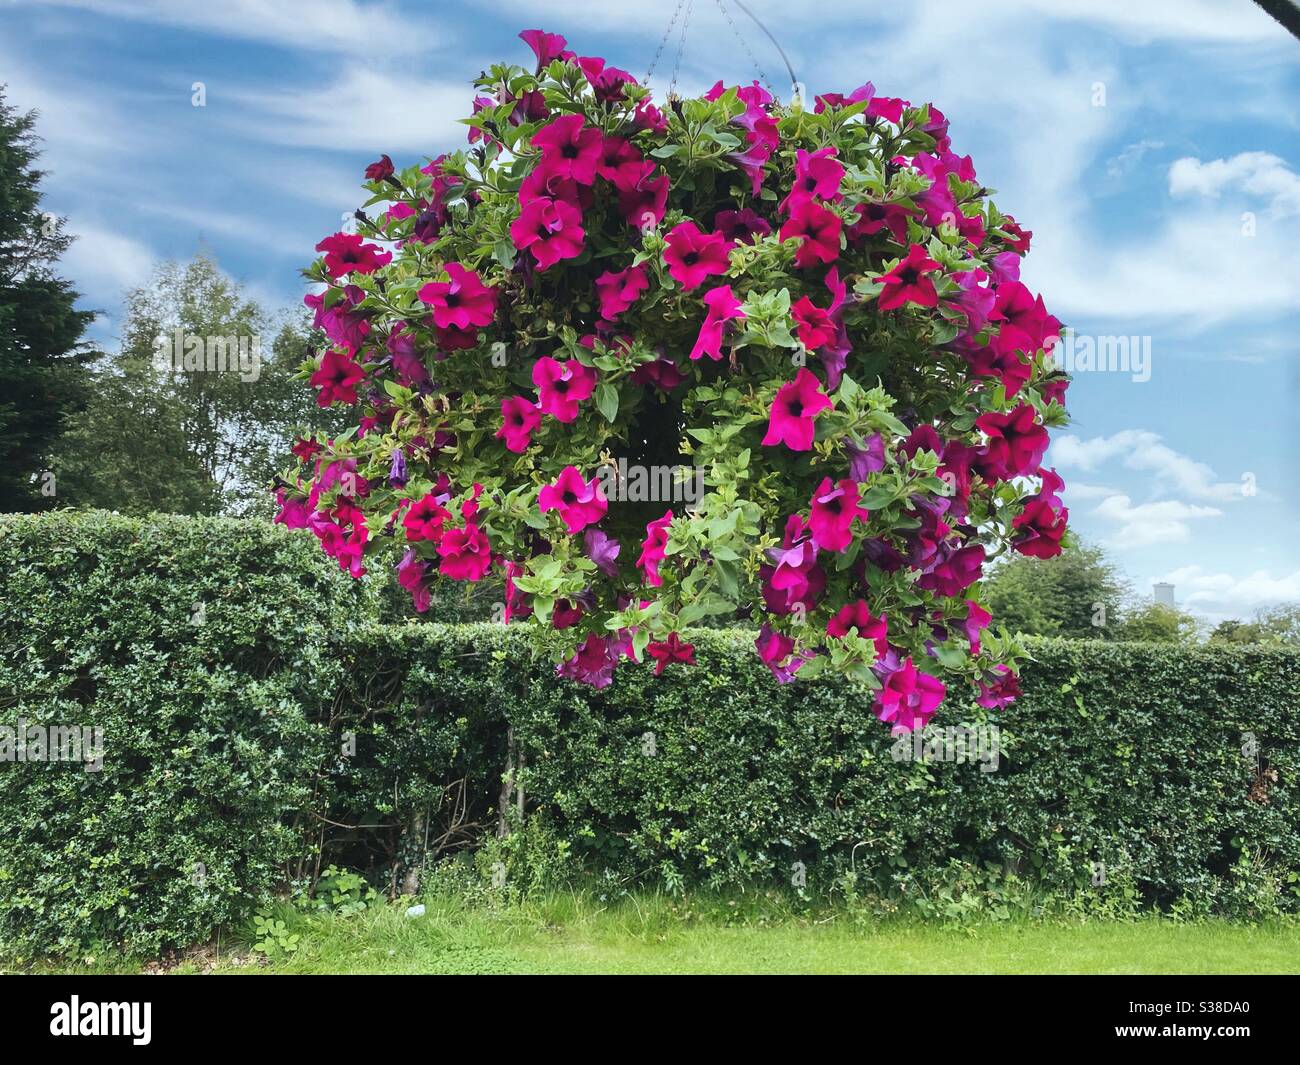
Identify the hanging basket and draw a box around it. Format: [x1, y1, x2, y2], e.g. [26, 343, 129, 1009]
[278, 26, 1069, 734]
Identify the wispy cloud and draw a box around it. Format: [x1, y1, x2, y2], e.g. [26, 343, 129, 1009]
[34, 0, 444, 55]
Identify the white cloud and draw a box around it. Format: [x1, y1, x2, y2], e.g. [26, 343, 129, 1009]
[1169, 151, 1300, 215]
[33, 0, 441, 55]
[1106, 139, 1164, 179]
[1051, 430, 1247, 503]
[61, 222, 156, 308]
[1091, 494, 1223, 547]
[1153, 564, 1300, 621]
[226, 66, 470, 152]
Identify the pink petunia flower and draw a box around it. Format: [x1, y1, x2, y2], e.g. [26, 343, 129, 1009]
[689, 284, 745, 361]
[519, 28, 573, 70]
[496, 396, 542, 453]
[510, 197, 586, 270]
[533, 357, 597, 422]
[310, 350, 366, 407]
[636, 510, 674, 587]
[826, 601, 889, 657]
[403, 494, 450, 542]
[437, 522, 492, 581]
[808, 477, 870, 552]
[663, 221, 733, 290]
[975, 403, 1049, 480]
[618, 162, 670, 229]
[647, 632, 696, 676]
[874, 656, 946, 734]
[780, 200, 842, 268]
[397, 549, 434, 613]
[761, 368, 832, 451]
[539, 466, 608, 534]
[315, 232, 392, 278]
[877, 244, 941, 311]
[594, 263, 649, 321]
[596, 135, 646, 191]
[418, 263, 498, 331]
[532, 114, 604, 185]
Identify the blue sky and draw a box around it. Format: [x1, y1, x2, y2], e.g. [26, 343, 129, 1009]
[3, 0, 1298, 623]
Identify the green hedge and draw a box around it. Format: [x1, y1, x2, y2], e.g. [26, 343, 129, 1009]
[1, 512, 1297, 955]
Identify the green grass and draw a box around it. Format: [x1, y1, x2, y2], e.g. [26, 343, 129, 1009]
[19, 889, 1300, 975]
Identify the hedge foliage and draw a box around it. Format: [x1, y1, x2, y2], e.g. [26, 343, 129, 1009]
[1, 512, 1297, 954]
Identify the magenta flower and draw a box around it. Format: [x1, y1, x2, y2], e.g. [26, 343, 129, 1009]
[877, 244, 941, 311]
[990, 280, 1059, 352]
[849, 201, 912, 246]
[1012, 468, 1068, 558]
[636, 510, 673, 587]
[761, 368, 832, 451]
[917, 544, 986, 597]
[539, 466, 608, 534]
[594, 263, 649, 321]
[273, 489, 311, 529]
[315, 232, 392, 278]
[596, 135, 646, 192]
[713, 208, 771, 245]
[533, 357, 597, 423]
[976, 665, 1022, 709]
[647, 632, 696, 676]
[418, 263, 497, 330]
[782, 147, 845, 210]
[556, 632, 621, 688]
[634, 99, 668, 133]
[874, 656, 945, 734]
[310, 350, 365, 407]
[532, 114, 604, 185]
[510, 197, 586, 270]
[664, 221, 733, 290]
[962, 600, 993, 655]
[755, 625, 807, 684]
[763, 515, 822, 612]
[826, 601, 889, 657]
[576, 56, 635, 103]
[846, 434, 886, 481]
[397, 550, 433, 613]
[618, 162, 670, 229]
[403, 494, 450, 542]
[437, 522, 492, 581]
[780, 200, 842, 268]
[689, 284, 745, 362]
[583, 528, 621, 577]
[365, 154, 395, 182]
[630, 355, 687, 392]
[809, 477, 870, 552]
[519, 28, 572, 70]
[791, 296, 836, 352]
[975, 404, 1049, 480]
[496, 396, 542, 453]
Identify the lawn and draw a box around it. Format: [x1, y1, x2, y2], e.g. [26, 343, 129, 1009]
[22, 891, 1300, 975]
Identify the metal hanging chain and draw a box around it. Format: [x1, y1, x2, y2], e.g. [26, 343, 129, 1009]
[668, 0, 696, 99]
[728, 0, 800, 99]
[644, 0, 688, 85]
[714, 0, 775, 97]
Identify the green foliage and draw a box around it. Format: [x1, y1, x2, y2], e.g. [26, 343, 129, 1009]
[0, 86, 97, 511]
[251, 912, 300, 958]
[49, 254, 342, 517]
[1114, 601, 1202, 643]
[2, 513, 1298, 957]
[1212, 604, 1300, 647]
[983, 541, 1127, 637]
